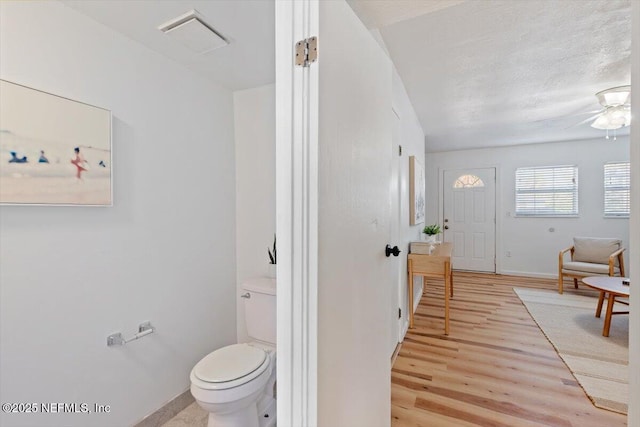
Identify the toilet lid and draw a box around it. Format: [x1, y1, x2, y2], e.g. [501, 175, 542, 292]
[194, 344, 267, 383]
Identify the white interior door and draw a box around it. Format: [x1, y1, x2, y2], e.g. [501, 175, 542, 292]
[443, 168, 496, 272]
[316, 1, 393, 426]
[390, 108, 402, 355]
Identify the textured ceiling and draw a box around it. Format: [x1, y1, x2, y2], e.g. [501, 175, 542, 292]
[64, 0, 631, 152]
[370, 0, 632, 151]
[62, 0, 274, 91]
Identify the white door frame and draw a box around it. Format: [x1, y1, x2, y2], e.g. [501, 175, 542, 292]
[438, 166, 503, 274]
[628, 1, 639, 423]
[275, 1, 318, 426]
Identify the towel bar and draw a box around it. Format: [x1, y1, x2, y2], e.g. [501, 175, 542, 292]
[107, 322, 155, 347]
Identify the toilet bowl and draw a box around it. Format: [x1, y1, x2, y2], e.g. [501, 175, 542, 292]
[190, 278, 277, 427]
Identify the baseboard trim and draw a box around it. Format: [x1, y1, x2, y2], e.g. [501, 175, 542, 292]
[500, 270, 557, 279]
[391, 342, 402, 365]
[133, 388, 194, 427]
[400, 320, 408, 341]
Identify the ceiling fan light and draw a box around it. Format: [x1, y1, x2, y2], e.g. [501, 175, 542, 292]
[596, 85, 631, 107]
[602, 92, 629, 106]
[610, 117, 626, 127]
[591, 114, 615, 130]
[609, 106, 626, 118]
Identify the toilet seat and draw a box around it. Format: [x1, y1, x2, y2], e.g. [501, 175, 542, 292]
[192, 344, 271, 390]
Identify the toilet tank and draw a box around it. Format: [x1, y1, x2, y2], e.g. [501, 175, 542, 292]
[242, 277, 276, 344]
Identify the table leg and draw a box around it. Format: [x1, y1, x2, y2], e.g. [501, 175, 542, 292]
[444, 261, 450, 335]
[450, 268, 454, 298]
[596, 291, 605, 318]
[603, 293, 616, 337]
[408, 260, 414, 329]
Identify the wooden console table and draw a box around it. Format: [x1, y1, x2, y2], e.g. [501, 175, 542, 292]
[408, 242, 453, 335]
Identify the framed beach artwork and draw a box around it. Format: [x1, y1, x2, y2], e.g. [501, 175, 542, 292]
[409, 155, 425, 225]
[0, 80, 112, 206]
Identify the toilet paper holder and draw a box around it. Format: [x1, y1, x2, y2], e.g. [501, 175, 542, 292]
[107, 321, 155, 347]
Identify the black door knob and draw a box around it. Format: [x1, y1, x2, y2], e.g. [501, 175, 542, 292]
[385, 245, 401, 257]
[444, 225, 449, 230]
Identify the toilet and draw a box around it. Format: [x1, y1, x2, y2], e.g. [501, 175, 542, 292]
[190, 277, 276, 427]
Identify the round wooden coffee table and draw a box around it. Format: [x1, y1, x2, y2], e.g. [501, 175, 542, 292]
[582, 276, 629, 337]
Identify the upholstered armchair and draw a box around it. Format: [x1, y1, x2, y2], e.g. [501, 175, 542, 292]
[558, 237, 625, 294]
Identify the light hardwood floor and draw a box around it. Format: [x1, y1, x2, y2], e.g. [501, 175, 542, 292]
[391, 272, 627, 427]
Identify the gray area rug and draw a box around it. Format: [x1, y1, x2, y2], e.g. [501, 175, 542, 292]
[514, 288, 628, 414]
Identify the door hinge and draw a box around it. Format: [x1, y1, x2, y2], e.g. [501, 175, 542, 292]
[398, 308, 402, 319]
[295, 37, 318, 67]
[399, 145, 402, 156]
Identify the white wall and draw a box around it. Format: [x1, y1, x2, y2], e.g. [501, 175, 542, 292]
[0, 2, 237, 426]
[234, 84, 276, 343]
[426, 137, 630, 277]
[392, 69, 426, 335]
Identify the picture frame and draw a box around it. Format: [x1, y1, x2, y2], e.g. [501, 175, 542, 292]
[0, 79, 112, 206]
[409, 155, 425, 225]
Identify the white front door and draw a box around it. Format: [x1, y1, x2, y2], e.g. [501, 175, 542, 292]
[443, 168, 496, 272]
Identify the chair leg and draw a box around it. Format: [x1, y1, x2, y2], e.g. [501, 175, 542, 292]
[573, 278, 578, 289]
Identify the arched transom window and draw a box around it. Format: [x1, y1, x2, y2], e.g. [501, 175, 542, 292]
[453, 174, 485, 188]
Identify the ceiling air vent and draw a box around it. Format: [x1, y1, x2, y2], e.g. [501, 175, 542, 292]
[158, 10, 228, 54]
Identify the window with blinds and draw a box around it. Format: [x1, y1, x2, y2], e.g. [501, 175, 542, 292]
[515, 165, 578, 216]
[604, 162, 630, 217]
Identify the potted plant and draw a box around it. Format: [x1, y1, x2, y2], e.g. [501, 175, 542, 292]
[267, 234, 277, 278]
[422, 224, 441, 244]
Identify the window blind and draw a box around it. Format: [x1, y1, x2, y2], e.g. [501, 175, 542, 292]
[515, 165, 578, 216]
[604, 162, 630, 217]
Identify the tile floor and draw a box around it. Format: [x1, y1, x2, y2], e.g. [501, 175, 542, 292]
[162, 402, 207, 427]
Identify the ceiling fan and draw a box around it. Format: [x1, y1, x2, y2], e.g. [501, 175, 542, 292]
[577, 85, 631, 139]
